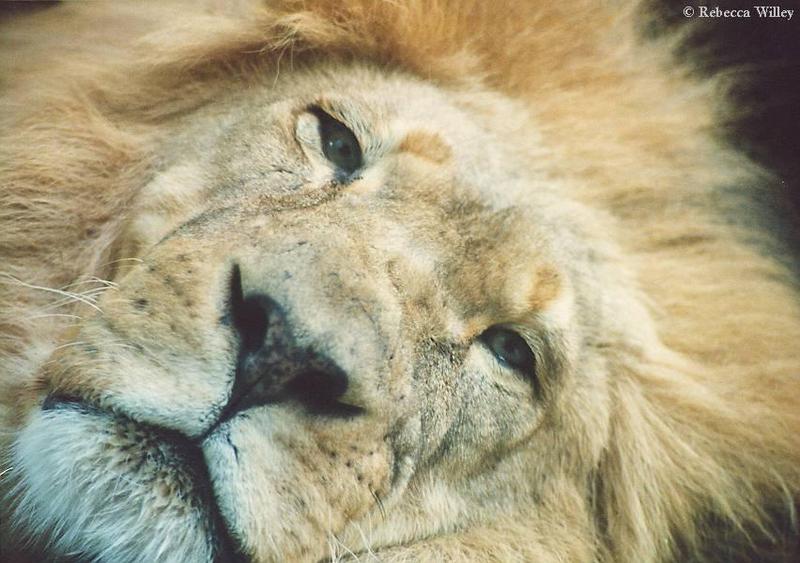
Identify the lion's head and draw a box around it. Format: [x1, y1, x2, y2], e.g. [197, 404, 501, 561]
[1, 2, 799, 562]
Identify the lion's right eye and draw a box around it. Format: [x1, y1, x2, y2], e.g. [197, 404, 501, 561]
[480, 326, 536, 378]
[309, 106, 363, 176]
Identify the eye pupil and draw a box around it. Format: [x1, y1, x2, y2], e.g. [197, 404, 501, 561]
[331, 138, 352, 159]
[310, 107, 363, 176]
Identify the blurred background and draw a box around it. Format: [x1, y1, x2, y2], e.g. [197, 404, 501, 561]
[651, 0, 800, 239]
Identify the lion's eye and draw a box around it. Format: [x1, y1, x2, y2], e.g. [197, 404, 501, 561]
[480, 327, 536, 375]
[310, 107, 362, 175]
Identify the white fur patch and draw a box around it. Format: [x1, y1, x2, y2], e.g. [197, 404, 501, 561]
[9, 407, 214, 562]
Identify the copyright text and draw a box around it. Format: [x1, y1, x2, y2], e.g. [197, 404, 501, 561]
[683, 5, 794, 20]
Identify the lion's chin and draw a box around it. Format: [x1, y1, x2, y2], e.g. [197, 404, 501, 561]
[9, 400, 243, 563]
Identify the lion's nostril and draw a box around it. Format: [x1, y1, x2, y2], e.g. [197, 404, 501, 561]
[285, 368, 363, 417]
[228, 264, 269, 352]
[286, 369, 347, 402]
[216, 265, 363, 425]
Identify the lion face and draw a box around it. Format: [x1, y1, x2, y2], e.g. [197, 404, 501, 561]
[7, 65, 628, 562]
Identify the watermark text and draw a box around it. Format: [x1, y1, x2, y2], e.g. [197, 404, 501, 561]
[683, 5, 794, 20]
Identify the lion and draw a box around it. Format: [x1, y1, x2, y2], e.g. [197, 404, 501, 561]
[1, 1, 798, 562]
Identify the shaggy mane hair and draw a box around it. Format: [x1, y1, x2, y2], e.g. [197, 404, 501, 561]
[1, 1, 799, 561]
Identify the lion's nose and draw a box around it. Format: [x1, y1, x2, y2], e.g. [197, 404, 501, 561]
[217, 265, 363, 424]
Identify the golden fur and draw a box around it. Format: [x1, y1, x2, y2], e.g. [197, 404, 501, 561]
[1, 1, 799, 561]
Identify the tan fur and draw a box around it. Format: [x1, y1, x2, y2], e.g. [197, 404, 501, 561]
[1, 1, 799, 562]
[398, 131, 453, 164]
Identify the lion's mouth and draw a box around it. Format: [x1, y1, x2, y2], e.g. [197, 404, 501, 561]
[39, 395, 250, 563]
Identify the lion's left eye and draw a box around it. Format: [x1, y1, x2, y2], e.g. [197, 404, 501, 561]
[480, 326, 536, 375]
[310, 107, 362, 175]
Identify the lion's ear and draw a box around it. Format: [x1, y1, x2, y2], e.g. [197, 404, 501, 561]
[598, 348, 800, 562]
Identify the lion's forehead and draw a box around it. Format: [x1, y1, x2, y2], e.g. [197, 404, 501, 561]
[120, 66, 567, 327]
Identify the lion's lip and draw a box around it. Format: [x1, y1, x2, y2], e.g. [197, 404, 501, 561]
[40, 394, 251, 563]
[42, 392, 95, 413]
